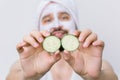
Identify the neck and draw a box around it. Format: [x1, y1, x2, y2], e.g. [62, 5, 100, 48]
[52, 53, 72, 70]
[50, 57, 73, 80]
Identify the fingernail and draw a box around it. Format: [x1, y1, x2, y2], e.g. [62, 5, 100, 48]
[79, 37, 83, 42]
[33, 43, 39, 48]
[55, 50, 60, 54]
[92, 42, 97, 46]
[39, 38, 43, 43]
[46, 32, 50, 36]
[21, 42, 26, 46]
[72, 32, 76, 36]
[64, 50, 69, 54]
[83, 42, 88, 48]
[92, 42, 95, 45]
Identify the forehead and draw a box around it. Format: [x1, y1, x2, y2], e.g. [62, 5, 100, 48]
[41, 3, 70, 18]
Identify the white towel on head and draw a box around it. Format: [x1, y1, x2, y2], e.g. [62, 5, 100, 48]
[35, 0, 79, 30]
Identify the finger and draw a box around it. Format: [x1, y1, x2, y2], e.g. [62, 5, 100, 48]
[23, 35, 39, 48]
[63, 50, 74, 66]
[30, 30, 44, 43]
[49, 50, 60, 56]
[93, 40, 105, 47]
[83, 33, 97, 48]
[16, 41, 28, 53]
[50, 51, 61, 63]
[72, 30, 81, 37]
[79, 29, 92, 42]
[40, 30, 50, 38]
[54, 50, 60, 55]
[16, 41, 26, 49]
[63, 50, 71, 60]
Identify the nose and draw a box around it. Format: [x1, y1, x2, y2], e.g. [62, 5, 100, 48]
[54, 19, 62, 28]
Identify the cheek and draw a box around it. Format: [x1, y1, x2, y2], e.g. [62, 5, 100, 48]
[40, 23, 54, 31]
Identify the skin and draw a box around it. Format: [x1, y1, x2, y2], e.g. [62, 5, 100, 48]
[6, 3, 118, 80]
[42, 12, 70, 25]
[6, 30, 118, 80]
[39, 3, 76, 33]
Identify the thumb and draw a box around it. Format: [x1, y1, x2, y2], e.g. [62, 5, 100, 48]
[50, 51, 61, 64]
[63, 50, 75, 67]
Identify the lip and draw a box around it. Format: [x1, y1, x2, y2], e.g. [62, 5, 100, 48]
[52, 30, 67, 39]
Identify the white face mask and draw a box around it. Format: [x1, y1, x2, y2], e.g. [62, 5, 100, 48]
[39, 3, 76, 33]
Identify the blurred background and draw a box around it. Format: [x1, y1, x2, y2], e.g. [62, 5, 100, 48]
[0, 0, 120, 80]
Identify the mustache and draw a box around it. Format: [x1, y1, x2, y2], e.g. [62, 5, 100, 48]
[50, 27, 68, 34]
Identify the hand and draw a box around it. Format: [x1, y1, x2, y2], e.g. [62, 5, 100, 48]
[16, 30, 61, 79]
[63, 29, 104, 79]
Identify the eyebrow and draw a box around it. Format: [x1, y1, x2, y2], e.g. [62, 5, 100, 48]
[58, 12, 70, 15]
[42, 13, 52, 20]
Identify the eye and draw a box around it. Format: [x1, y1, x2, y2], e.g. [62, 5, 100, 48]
[42, 17, 53, 25]
[60, 14, 70, 21]
[42, 14, 53, 25]
[62, 16, 69, 20]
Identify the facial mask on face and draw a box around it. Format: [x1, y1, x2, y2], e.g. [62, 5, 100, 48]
[39, 3, 76, 33]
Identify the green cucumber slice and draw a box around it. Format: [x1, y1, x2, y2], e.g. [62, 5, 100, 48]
[61, 34, 79, 51]
[43, 36, 61, 53]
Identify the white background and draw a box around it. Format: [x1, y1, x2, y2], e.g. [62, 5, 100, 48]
[0, 0, 120, 80]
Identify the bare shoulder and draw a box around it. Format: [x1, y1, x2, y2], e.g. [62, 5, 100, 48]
[6, 60, 22, 80]
[102, 60, 114, 70]
[10, 60, 22, 71]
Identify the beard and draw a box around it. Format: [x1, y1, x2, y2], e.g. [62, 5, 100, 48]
[50, 26, 68, 39]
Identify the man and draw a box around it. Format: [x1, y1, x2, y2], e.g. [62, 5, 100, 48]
[6, 0, 118, 80]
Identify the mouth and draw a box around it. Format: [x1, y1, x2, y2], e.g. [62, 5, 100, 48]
[50, 27, 68, 52]
[50, 27, 68, 39]
[52, 30, 67, 51]
[51, 31, 67, 39]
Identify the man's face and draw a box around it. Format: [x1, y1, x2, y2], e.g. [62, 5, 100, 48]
[39, 3, 76, 34]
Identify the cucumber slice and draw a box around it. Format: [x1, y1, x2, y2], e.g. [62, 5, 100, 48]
[43, 36, 61, 53]
[61, 34, 79, 51]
